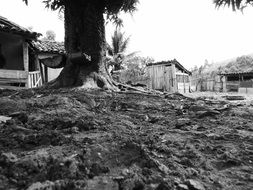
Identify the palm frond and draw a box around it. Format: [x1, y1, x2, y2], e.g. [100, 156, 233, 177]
[213, 0, 253, 11]
[43, 0, 65, 11]
[23, 0, 28, 5]
[119, 35, 130, 53]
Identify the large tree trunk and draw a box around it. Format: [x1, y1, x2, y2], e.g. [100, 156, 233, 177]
[47, 0, 116, 89]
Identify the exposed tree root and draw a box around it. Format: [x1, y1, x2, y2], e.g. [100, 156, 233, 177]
[44, 57, 118, 91]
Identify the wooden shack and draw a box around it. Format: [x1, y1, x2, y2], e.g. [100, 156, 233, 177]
[219, 71, 253, 94]
[0, 15, 41, 89]
[0, 15, 65, 89]
[147, 59, 191, 93]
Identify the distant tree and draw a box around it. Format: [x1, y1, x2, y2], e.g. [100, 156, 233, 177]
[107, 29, 136, 71]
[214, 0, 253, 11]
[217, 66, 223, 73]
[192, 65, 198, 72]
[22, 0, 139, 89]
[198, 65, 204, 75]
[118, 56, 154, 84]
[196, 64, 207, 91]
[42, 30, 56, 41]
[218, 55, 253, 73]
[204, 59, 209, 67]
[124, 56, 154, 70]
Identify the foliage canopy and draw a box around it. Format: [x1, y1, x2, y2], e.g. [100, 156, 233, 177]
[214, 0, 253, 11]
[23, 0, 139, 23]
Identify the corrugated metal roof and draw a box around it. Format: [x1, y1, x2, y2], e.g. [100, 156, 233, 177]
[218, 71, 253, 76]
[31, 40, 65, 54]
[0, 15, 40, 39]
[147, 59, 191, 75]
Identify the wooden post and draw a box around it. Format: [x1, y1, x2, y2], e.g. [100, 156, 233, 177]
[45, 66, 48, 83]
[39, 61, 45, 84]
[222, 76, 227, 92]
[189, 75, 191, 92]
[151, 64, 154, 90]
[183, 73, 186, 93]
[164, 66, 170, 92]
[163, 65, 166, 92]
[23, 42, 29, 88]
[34, 55, 40, 71]
[171, 63, 177, 93]
[148, 66, 152, 90]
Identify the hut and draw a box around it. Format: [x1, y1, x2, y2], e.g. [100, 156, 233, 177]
[147, 59, 191, 93]
[219, 71, 253, 94]
[0, 15, 41, 89]
[0, 15, 65, 89]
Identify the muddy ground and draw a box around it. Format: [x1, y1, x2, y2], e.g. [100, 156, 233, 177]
[0, 88, 252, 190]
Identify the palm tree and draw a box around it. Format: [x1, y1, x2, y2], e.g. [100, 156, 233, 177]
[23, 0, 139, 89]
[214, 0, 253, 11]
[107, 29, 136, 71]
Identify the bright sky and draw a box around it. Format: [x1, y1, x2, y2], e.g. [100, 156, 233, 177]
[1, 0, 253, 69]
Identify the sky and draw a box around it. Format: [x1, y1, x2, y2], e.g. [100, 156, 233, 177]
[1, 0, 253, 69]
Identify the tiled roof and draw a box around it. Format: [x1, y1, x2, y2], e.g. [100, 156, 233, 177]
[0, 15, 40, 39]
[31, 40, 65, 54]
[147, 59, 191, 75]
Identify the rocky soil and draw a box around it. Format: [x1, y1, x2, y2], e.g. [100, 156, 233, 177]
[0, 88, 252, 190]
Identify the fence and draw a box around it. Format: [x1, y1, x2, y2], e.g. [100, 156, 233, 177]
[191, 77, 223, 92]
[28, 71, 42, 88]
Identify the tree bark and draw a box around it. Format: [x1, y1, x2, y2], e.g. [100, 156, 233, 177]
[47, 0, 116, 90]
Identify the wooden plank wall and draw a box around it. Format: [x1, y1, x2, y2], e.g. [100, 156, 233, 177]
[164, 66, 172, 92]
[23, 42, 29, 87]
[0, 69, 28, 89]
[148, 64, 191, 93]
[0, 69, 28, 79]
[148, 65, 166, 90]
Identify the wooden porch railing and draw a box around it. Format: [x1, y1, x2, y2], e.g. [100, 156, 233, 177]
[28, 71, 42, 88]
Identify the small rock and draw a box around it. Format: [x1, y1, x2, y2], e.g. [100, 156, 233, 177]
[71, 127, 79, 133]
[0, 115, 12, 123]
[177, 184, 189, 190]
[122, 168, 131, 176]
[186, 179, 205, 190]
[0, 152, 18, 164]
[191, 125, 199, 130]
[158, 163, 170, 174]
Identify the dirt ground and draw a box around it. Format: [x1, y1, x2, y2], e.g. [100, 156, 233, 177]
[0, 88, 252, 190]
